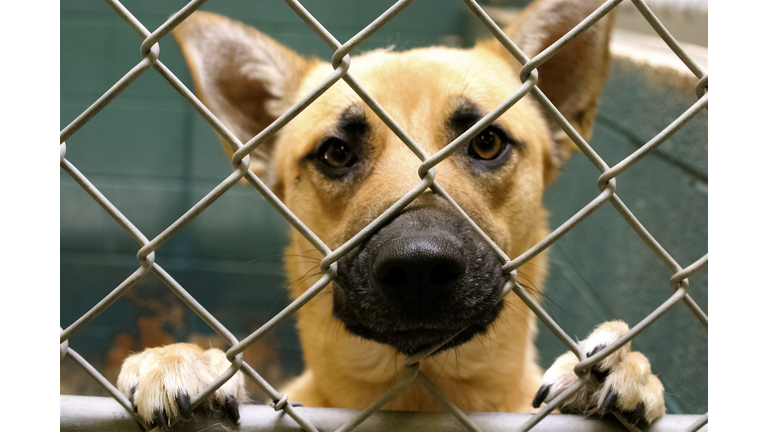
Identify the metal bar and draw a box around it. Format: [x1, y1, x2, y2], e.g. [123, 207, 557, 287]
[684, 413, 708, 432]
[60, 395, 708, 432]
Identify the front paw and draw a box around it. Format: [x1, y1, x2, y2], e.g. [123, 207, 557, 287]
[533, 321, 665, 426]
[117, 343, 247, 431]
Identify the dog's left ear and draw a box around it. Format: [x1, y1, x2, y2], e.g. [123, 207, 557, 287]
[173, 11, 313, 194]
[489, 0, 615, 185]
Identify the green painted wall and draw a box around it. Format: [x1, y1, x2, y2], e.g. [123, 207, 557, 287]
[61, 0, 706, 415]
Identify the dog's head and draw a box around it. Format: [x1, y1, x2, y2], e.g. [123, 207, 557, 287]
[174, 0, 613, 356]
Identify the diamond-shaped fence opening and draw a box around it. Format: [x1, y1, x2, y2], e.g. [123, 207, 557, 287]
[60, 0, 707, 431]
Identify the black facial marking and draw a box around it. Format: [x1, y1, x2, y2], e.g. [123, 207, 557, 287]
[129, 385, 137, 413]
[448, 98, 484, 133]
[176, 392, 192, 421]
[306, 104, 369, 179]
[626, 402, 647, 426]
[587, 344, 606, 358]
[599, 389, 619, 415]
[224, 395, 240, 424]
[447, 97, 521, 172]
[337, 104, 369, 142]
[153, 408, 170, 432]
[591, 367, 609, 383]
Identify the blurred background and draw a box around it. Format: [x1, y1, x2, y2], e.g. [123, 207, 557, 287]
[60, 0, 707, 415]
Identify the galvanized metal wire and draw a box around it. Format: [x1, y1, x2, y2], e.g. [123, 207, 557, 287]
[60, 0, 708, 431]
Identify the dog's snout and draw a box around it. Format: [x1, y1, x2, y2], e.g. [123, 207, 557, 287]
[373, 236, 465, 314]
[333, 204, 506, 354]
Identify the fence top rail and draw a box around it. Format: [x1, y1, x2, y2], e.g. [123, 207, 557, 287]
[60, 395, 708, 432]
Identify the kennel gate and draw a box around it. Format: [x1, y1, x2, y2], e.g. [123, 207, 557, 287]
[60, 0, 708, 431]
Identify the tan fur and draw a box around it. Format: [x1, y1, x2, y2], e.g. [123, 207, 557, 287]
[118, 0, 665, 426]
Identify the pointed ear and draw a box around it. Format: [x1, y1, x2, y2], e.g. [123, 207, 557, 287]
[173, 11, 312, 192]
[496, 0, 614, 184]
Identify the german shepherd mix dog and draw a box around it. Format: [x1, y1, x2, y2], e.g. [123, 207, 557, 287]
[118, 0, 666, 429]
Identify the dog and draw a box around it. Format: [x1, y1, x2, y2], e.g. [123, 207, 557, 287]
[117, 0, 666, 429]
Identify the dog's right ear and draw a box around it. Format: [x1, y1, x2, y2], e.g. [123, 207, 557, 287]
[174, 11, 312, 192]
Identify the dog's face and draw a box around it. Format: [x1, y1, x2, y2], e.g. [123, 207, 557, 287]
[273, 48, 551, 355]
[174, 1, 613, 356]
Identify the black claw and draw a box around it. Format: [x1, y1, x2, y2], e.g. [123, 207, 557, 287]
[626, 401, 646, 426]
[129, 386, 138, 414]
[587, 344, 606, 358]
[224, 395, 240, 424]
[532, 384, 551, 408]
[153, 409, 170, 432]
[598, 389, 618, 415]
[176, 392, 193, 421]
[591, 367, 609, 383]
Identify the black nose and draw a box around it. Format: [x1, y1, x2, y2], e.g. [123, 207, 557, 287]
[372, 235, 465, 314]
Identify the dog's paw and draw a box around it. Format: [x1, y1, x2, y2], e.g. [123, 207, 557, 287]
[533, 321, 665, 426]
[117, 343, 247, 431]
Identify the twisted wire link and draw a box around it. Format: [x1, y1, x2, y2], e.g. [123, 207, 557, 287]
[519, 0, 622, 83]
[59, 0, 708, 430]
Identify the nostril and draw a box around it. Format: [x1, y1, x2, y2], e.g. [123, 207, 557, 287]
[428, 261, 463, 286]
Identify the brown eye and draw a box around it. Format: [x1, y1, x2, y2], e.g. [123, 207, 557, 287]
[319, 138, 358, 168]
[468, 128, 505, 160]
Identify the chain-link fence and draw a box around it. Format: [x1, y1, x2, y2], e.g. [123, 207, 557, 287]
[60, 0, 708, 431]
